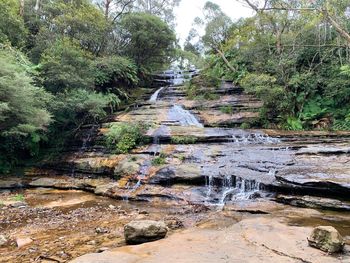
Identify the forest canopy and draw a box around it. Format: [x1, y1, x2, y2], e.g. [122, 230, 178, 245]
[186, 0, 350, 130]
[0, 0, 177, 173]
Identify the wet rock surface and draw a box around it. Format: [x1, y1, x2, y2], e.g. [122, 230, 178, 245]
[2, 81, 350, 262]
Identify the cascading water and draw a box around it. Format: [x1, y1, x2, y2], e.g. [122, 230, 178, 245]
[149, 87, 165, 102]
[71, 125, 96, 176]
[124, 160, 151, 201]
[205, 174, 214, 202]
[231, 133, 281, 145]
[168, 105, 204, 128]
[204, 174, 262, 207]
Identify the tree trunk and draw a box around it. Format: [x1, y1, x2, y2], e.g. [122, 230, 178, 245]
[215, 48, 236, 73]
[19, 0, 24, 16]
[323, 10, 350, 46]
[34, 0, 40, 11]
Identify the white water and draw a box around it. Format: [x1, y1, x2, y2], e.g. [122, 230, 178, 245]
[149, 87, 165, 102]
[124, 161, 151, 201]
[205, 175, 262, 207]
[168, 105, 204, 128]
[231, 133, 281, 145]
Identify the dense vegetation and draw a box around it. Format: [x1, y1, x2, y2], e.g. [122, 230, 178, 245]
[186, 0, 350, 130]
[0, 0, 177, 173]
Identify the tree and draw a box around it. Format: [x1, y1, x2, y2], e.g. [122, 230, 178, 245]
[0, 45, 52, 172]
[0, 0, 27, 48]
[0, 46, 52, 136]
[133, 0, 181, 25]
[119, 12, 176, 71]
[201, 2, 235, 72]
[40, 39, 95, 93]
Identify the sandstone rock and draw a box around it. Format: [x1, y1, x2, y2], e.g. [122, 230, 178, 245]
[308, 226, 344, 253]
[16, 237, 33, 248]
[276, 195, 350, 211]
[0, 235, 7, 246]
[124, 220, 167, 244]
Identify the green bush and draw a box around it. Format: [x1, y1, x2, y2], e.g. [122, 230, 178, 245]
[283, 117, 304, 131]
[94, 56, 139, 91]
[105, 122, 149, 153]
[152, 153, 167, 166]
[220, 105, 233, 114]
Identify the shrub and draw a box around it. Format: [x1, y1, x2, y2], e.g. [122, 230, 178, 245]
[220, 105, 233, 114]
[105, 123, 149, 153]
[94, 56, 139, 91]
[152, 153, 167, 166]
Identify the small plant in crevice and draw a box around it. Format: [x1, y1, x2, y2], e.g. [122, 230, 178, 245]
[220, 105, 234, 115]
[240, 122, 251, 129]
[11, 194, 24, 202]
[152, 152, 167, 166]
[104, 122, 150, 154]
[177, 154, 186, 162]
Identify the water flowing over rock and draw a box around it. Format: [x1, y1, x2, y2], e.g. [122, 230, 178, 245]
[308, 226, 345, 253]
[124, 220, 168, 244]
[2, 75, 350, 262]
[149, 87, 165, 102]
[168, 104, 204, 128]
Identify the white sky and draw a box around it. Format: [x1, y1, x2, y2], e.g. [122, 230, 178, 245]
[174, 0, 254, 46]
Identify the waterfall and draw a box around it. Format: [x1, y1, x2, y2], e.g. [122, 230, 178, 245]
[149, 87, 165, 102]
[168, 105, 204, 128]
[71, 125, 96, 176]
[200, 175, 262, 207]
[124, 160, 151, 201]
[205, 174, 214, 201]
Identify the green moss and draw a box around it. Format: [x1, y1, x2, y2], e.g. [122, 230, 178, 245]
[171, 136, 198, 144]
[11, 194, 24, 201]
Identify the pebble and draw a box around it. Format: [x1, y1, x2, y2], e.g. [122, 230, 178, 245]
[87, 240, 97, 245]
[95, 227, 109, 234]
[16, 237, 33, 248]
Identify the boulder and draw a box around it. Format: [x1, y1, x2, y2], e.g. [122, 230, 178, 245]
[308, 226, 344, 253]
[124, 220, 167, 244]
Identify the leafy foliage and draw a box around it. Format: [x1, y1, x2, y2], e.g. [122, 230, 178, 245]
[152, 152, 167, 166]
[0, 0, 27, 48]
[40, 39, 94, 93]
[105, 122, 149, 153]
[94, 56, 139, 91]
[119, 12, 176, 71]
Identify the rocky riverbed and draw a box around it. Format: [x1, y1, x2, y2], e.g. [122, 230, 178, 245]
[1, 80, 350, 262]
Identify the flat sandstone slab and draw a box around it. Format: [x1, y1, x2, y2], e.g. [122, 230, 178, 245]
[71, 217, 349, 263]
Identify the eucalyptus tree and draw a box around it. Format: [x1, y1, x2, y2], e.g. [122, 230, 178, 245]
[201, 2, 235, 72]
[133, 0, 181, 25]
